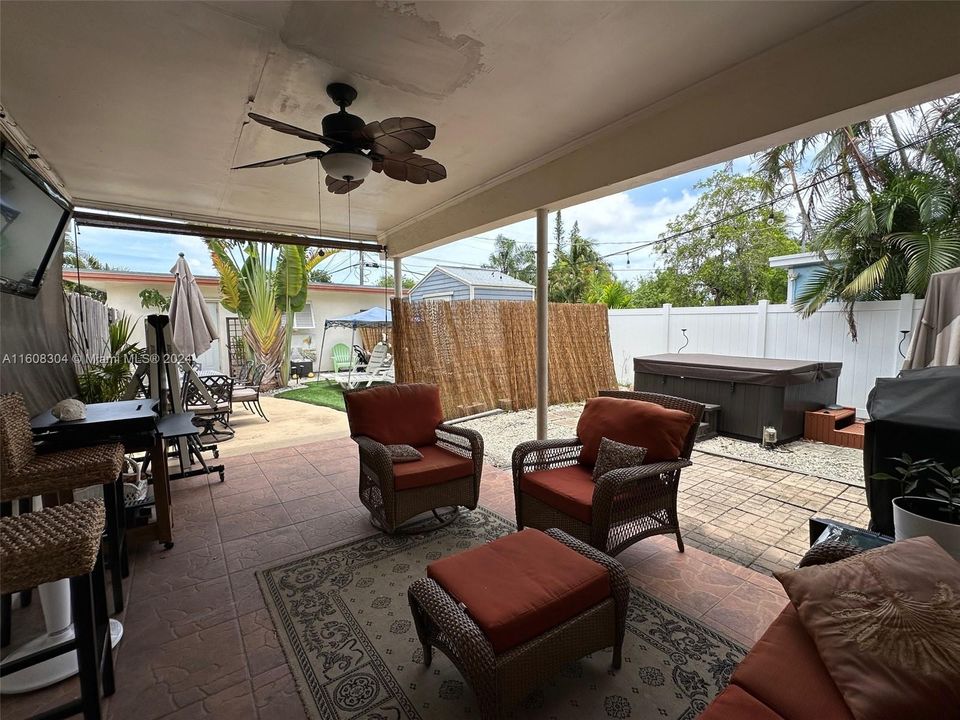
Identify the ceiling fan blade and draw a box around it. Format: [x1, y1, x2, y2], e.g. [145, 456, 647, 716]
[231, 150, 323, 170]
[362, 117, 436, 156]
[379, 154, 446, 184]
[247, 113, 340, 146]
[325, 176, 364, 194]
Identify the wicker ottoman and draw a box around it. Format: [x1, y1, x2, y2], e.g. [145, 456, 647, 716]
[407, 527, 629, 719]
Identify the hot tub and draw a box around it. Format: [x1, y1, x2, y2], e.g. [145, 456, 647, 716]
[633, 353, 842, 443]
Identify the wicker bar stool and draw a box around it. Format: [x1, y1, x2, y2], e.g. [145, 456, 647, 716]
[0, 394, 128, 637]
[0, 500, 116, 719]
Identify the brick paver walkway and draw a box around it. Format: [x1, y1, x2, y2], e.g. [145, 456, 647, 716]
[679, 451, 869, 574]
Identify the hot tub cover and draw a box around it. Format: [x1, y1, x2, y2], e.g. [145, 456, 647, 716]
[633, 354, 842, 387]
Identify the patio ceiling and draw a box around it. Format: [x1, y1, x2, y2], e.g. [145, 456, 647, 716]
[2, 1, 959, 255]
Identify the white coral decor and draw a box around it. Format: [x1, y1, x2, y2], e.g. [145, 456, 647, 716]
[52, 398, 87, 421]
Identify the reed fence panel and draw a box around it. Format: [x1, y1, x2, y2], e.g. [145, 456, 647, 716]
[392, 299, 616, 419]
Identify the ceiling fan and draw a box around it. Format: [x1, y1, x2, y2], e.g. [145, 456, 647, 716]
[233, 82, 446, 194]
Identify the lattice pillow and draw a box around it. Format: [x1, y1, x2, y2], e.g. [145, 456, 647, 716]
[592, 437, 647, 482]
[386, 445, 423, 463]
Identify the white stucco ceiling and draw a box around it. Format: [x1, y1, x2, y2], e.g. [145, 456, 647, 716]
[2, 1, 959, 254]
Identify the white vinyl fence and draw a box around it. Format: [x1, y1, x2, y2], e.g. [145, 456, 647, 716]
[609, 294, 922, 415]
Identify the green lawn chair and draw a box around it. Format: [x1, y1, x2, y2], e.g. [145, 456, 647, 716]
[331, 343, 354, 373]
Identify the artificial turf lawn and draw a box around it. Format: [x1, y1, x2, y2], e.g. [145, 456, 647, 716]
[275, 381, 346, 412]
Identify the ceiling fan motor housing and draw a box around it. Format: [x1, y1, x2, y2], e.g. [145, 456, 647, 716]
[322, 110, 365, 142]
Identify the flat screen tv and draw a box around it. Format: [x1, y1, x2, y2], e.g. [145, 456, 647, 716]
[0, 143, 73, 298]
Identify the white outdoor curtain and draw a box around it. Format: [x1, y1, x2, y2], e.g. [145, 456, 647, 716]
[903, 266, 960, 370]
[169, 253, 218, 357]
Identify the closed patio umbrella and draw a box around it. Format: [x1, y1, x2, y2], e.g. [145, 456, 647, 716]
[169, 253, 218, 358]
[903, 266, 960, 369]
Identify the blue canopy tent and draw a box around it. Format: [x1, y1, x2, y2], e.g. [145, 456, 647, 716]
[317, 306, 392, 380]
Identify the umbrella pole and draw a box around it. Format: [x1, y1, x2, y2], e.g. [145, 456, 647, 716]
[318, 325, 329, 381]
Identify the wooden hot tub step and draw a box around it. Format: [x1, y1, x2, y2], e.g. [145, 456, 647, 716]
[804, 407, 864, 449]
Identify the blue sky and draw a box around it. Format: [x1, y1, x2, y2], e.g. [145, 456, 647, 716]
[74, 155, 753, 284]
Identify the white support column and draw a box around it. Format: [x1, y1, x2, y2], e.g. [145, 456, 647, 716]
[393, 256, 403, 299]
[755, 299, 769, 358]
[536, 208, 549, 441]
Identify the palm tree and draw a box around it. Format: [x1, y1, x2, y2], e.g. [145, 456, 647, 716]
[484, 234, 536, 284]
[549, 222, 611, 302]
[584, 277, 635, 308]
[794, 97, 960, 337]
[756, 95, 960, 336]
[207, 240, 338, 385]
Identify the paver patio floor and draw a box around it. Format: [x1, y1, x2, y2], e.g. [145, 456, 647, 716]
[2, 435, 795, 720]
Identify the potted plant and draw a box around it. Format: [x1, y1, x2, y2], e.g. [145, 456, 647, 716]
[872, 453, 960, 560]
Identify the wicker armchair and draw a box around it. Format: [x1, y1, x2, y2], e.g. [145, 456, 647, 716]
[513, 390, 704, 556]
[344, 384, 483, 534]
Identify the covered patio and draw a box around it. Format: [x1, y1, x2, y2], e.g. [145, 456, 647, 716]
[2, 2, 959, 719]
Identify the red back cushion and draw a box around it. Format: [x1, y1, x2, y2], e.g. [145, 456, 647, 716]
[577, 396, 694, 465]
[344, 383, 443, 446]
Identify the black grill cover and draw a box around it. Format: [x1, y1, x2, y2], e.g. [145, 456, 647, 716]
[864, 366, 960, 535]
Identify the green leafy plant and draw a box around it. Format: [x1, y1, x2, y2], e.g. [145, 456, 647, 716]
[871, 453, 960, 523]
[138, 288, 171, 312]
[76, 312, 139, 403]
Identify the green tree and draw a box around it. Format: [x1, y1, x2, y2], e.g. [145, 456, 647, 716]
[484, 234, 536, 285]
[631, 268, 705, 308]
[138, 288, 170, 312]
[654, 170, 799, 305]
[548, 222, 611, 302]
[584, 277, 635, 308]
[309, 268, 333, 283]
[757, 96, 960, 336]
[554, 210, 565, 253]
[63, 231, 114, 270]
[206, 241, 338, 385]
[375, 273, 416, 289]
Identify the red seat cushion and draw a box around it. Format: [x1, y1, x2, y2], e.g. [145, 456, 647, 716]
[699, 684, 785, 720]
[724, 604, 853, 720]
[519, 463, 594, 524]
[426, 528, 611, 654]
[344, 383, 443, 446]
[577, 396, 695, 465]
[392, 444, 474, 491]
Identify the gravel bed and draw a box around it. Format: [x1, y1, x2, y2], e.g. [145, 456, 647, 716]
[459, 403, 864, 486]
[696, 435, 864, 486]
[456, 404, 583, 468]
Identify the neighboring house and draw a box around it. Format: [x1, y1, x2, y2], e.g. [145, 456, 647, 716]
[73, 269, 398, 372]
[409, 265, 535, 302]
[768, 250, 839, 304]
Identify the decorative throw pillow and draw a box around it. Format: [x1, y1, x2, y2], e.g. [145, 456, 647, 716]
[576, 396, 694, 465]
[775, 536, 960, 720]
[386, 445, 423, 463]
[592, 437, 647, 482]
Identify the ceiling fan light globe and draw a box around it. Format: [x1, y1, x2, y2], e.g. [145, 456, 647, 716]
[320, 151, 373, 181]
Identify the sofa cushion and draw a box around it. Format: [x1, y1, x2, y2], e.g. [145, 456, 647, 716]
[392, 444, 474, 491]
[426, 528, 611, 654]
[699, 684, 785, 720]
[775, 536, 960, 720]
[592, 437, 647, 482]
[520, 463, 594, 524]
[576, 396, 694, 465]
[344, 383, 443, 446]
[730, 604, 853, 720]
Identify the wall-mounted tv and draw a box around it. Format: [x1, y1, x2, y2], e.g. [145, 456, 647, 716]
[0, 143, 73, 298]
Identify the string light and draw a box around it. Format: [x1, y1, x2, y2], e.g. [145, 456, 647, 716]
[601, 126, 952, 261]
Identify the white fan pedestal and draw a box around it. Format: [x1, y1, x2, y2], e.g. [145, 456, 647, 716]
[0, 580, 123, 694]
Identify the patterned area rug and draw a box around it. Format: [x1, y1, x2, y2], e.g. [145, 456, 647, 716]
[257, 508, 746, 719]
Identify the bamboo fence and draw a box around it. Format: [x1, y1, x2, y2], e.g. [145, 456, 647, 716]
[392, 299, 617, 419]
